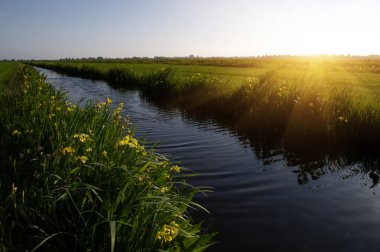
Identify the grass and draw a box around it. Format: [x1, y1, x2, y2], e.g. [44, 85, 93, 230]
[0, 63, 215, 251]
[33, 56, 380, 98]
[31, 58, 380, 150]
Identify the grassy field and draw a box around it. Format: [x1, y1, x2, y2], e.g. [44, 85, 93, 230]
[35, 57, 380, 99]
[31, 57, 380, 150]
[0, 63, 215, 251]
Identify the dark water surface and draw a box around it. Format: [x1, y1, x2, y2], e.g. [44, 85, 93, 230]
[37, 67, 380, 252]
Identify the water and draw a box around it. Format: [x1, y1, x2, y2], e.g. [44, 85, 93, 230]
[37, 67, 380, 252]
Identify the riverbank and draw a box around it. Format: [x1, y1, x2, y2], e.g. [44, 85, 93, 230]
[31, 61, 380, 152]
[0, 63, 215, 251]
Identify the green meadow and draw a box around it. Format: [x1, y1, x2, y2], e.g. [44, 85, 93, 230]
[35, 57, 380, 99]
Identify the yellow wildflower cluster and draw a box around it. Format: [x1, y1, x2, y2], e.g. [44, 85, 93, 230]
[159, 161, 170, 168]
[96, 101, 106, 110]
[62, 146, 75, 155]
[112, 102, 124, 120]
[338, 116, 349, 123]
[74, 133, 91, 143]
[106, 96, 112, 105]
[156, 222, 179, 243]
[95, 97, 112, 111]
[117, 135, 147, 154]
[170, 165, 181, 173]
[65, 101, 77, 112]
[117, 135, 139, 148]
[76, 155, 88, 164]
[160, 187, 169, 193]
[12, 129, 22, 136]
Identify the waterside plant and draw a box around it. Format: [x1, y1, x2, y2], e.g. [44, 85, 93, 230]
[31, 61, 380, 151]
[0, 63, 215, 251]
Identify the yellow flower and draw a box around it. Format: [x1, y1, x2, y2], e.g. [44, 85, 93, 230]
[106, 96, 112, 105]
[96, 102, 106, 109]
[170, 165, 181, 173]
[117, 135, 140, 149]
[128, 138, 139, 148]
[12, 129, 22, 136]
[85, 147, 93, 152]
[76, 155, 88, 164]
[74, 133, 91, 143]
[102, 150, 108, 159]
[156, 222, 179, 243]
[160, 187, 169, 193]
[117, 135, 130, 146]
[113, 106, 123, 120]
[338, 116, 349, 123]
[11, 182, 17, 194]
[62, 146, 75, 155]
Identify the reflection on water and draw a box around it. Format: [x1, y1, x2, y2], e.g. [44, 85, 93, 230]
[37, 67, 380, 252]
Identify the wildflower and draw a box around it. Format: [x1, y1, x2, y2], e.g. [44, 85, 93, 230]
[102, 150, 108, 159]
[159, 161, 170, 168]
[73, 133, 91, 143]
[85, 147, 93, 152]
[117, 135, 130, 146]
[170, 165, 181, 173]
[129, 137, 139, 148]
[56, 106, 61, 111]
[12, 129, 21, 136]
[67, 107, 74, 112]
[76, 155, 88, 164]
[338, 116, 349, 123]
[156, 221, 179, 243]
[112, 102, 124, 120]
[106, 96, 112, 105]
[96, 102, 106, 109]
[117, 135, 139, 148]
[62, 146, 75, 155]
[48, 113, 55, 119]
[160, 187, 169, 193]
[11, 183, 17, 194]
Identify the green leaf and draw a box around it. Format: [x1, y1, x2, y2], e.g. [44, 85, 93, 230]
[110, 221, 116, 252]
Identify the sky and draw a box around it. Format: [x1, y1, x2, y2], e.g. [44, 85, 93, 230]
[1, 0, 380, 59]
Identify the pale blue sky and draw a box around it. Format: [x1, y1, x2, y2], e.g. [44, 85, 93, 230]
[1, 0, 379, 59]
